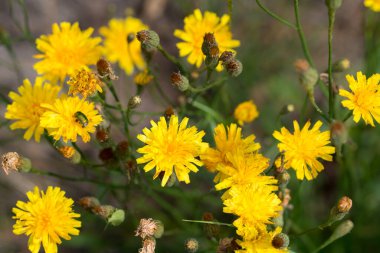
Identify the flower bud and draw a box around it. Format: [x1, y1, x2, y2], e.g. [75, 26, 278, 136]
[272, 233, 290, 249]
[185, 238, 199, 253]
[137, 30, 160, 52]
[332, 58, 350, 72]
[337, 196, 352, 213]
[171, 72, 189, 91]
[217, 238, 240, 253]
[1, 152, 31, 174]
[108, 209, 125, 226]
[96, 126, 110, 143]
[330, 121, 348, 145]
[224, 59, 243, 77]
[92, 205, 116, 220]
[219, 51, 234, 64]
[78, 196, 100, 210]
[128, 95, 142, 109]
[96, 58, 118, 80]
[202, 212, 220, 238]
[294, 59, 310, 73]
[98, 147, 115, 163]
[300, 67, 319, 91]
[135, 218, 164, 239]
[329, 220, 354, 241]
[164, 106, 175, 120]
[325, 196, 352, 226]
[325, 0, 342, 10]
[280, 104, 295, 115]
[116, 140, 129, 160]
[134, 70, 153, 86]
[127, 33, 135, 43]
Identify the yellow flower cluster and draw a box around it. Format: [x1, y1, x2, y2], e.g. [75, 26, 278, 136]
[364, 0, 380, 12]
[201, 124, 285, 252]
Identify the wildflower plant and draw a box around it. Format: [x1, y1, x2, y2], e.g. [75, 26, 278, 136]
[1, 0, 378, 252]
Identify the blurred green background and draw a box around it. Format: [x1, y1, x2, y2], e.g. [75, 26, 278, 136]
[1, 0, 380, 252]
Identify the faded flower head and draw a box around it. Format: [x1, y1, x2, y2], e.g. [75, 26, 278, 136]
[2, 152, 21, 175]
[135, 218, 159, 239]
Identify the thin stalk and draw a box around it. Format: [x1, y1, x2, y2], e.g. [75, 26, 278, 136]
[294, 0, 315, 67]
[188, 78, 227, 93]
[327, 9, 336, 118]
[343, 111, 353, 122]
[157, 45, 187, 74]
[256, 0, 297, 30]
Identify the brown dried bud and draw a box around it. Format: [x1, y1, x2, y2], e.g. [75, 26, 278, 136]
[217, 238, 240, 253]
[171, 72, 189, 91]
[164, 106, 175, 120]
[97, 58, 118, 80]
[136, 30, 160, 52]
[337, 196, 352, 213]
[127, 33, 135, 43]
[96, 127, 110, 143]
[294, 59, 310, 73]
[116, 140, 129, 159]
[272, 233, 289, 249]
[185, 238, 199, 253]
[225, 59, 243, 77]
[202, 33, 217, 56]
[202, 212, 220, 238]
[78, 196, 100, 210]
[219, 51, 234, 64]
[1, 152, 31, 174]
[331, 121, 348, 145]
[92, 205, 116, 220]
[98, 147, 115, 163]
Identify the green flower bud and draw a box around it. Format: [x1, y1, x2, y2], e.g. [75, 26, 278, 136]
[171, 72, 189, 91]
[137, 30, 160, 52]
[108, 209, 125, 226]
[224, 59, 243, 77]
[325, 0, 342, 10]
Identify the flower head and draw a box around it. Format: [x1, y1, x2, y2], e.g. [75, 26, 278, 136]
[67, 68, 103, 98]
[201, 124, 261, 172]
[339, 72, 380, 126]
[223, 184, 282, 241]
[364, 0, 380, 11]
[137, 115, 208, 186]
[40, 96, 103, 143]
[273, 120, 335, 180]
[174, 9, 240, 70]
[134, 69, 153, 86]
[234, 100, 259, 126]
[99, 17, 148, 75]
[5, 78, 61, 142]
[12, 186, 81, 253]
[34, 22, 102, 84]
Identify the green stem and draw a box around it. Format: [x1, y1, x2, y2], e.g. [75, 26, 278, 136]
[157, 45, 187, 74]
[256, 0, 297, 30]
[191, 100, 224, 122]
[328, 9, 336, 119]
[182, 219, 234, 227]
[153, 77, 174, 105]
[343, 111, 353, 122]
[294, 0, 315, 67]
[188, 78, 227, 93]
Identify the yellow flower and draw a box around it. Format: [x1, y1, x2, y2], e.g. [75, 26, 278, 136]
[12, 186, 81, 253]
[223, 184, 282, 241]
[273, 120, 336, 180]
[67, 68, 103, 98]
[40, 96, 103, 143]
[174, 9, 240, 69]
[234, 100, 259, 126]
[5, 78, 60, 142]
[215, 151, 277, 193]
[34, 22, 102, 84]
[364, 0, 380, 11]
[200, 123, 260, 172]
[99, 17, 148, 75]
[339, 71, 380, 126]
[134, 69, 153, 85]
[236, 227, 288, 253]
[136, 115, 208, 186]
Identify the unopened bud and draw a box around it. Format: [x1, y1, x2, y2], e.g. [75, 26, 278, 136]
[219, 51, 234, 64]
[185, 238, 199, 253]
[116, 140, 129, 160]
[337, 196, 352, 213]
[171, 72, 189, 91]
[96, 127, 110, 143]
[108, 209, 125, 226]
[272, 233, 290, 249]
[330, 220, 354, 241]
[294, 59, 310, 73]
[300, 67, 319, 91]
[280, 104, 295, 115]
[202, 212, 220, 238]
[92, 205, 116, 220]
[78, 196, 100, 210]
[164, 106, 175, 120]
[128, 95, 142, 109]
[331, 121, 348, 145]
[332, 58, 350, 72]
[325, 0, 342, 10]
[224, 59, 243, 77]
[202, 33, 217, 56]
[217, 238, 240, 253]
[1, 152, 31, 174]
[97, 58, 118, 80]
[137, 30, 160, 52]
[98, 147, 115, 163]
